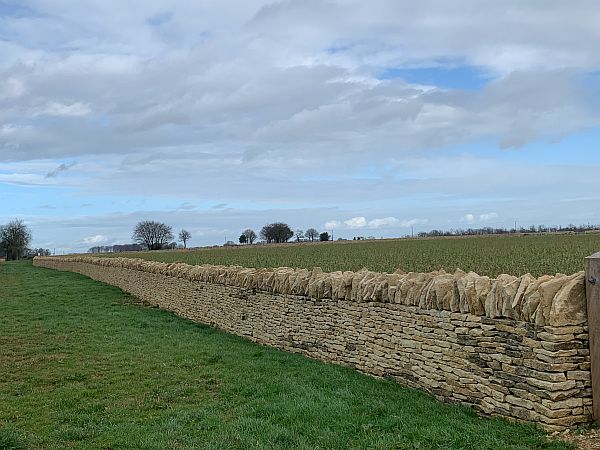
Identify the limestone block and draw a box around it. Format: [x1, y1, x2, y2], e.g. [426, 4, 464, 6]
[549, 272, 587, 327]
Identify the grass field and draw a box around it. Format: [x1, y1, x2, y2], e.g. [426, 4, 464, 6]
[107, 233, 600, 278]
[0, 261, 572, 449]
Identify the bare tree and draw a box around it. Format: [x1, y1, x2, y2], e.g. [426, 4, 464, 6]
[0, 219, 32, 260]
[305, 228, 319, 242]
[295, 229, 304, 242]
[243, 229, 257, 245]
[132, 221, 173, 250]
[178, 229, 192, 248]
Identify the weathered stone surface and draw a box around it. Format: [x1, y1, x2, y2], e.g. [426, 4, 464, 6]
[535, 275, 570, 326]
[549, 272, 587, 327]
[33, 256, 592, 431]
[520, 275, 552, 323]
[456, 272, 490, 316]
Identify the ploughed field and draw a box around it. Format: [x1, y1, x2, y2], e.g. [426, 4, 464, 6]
[0, 261, 570, 449]
[109, 233, 600, 277]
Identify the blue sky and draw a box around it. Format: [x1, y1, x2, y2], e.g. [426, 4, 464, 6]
[1, 1, 599, 252]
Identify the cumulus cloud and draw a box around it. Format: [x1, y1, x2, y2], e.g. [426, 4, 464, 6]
[462, 214, 475, 223]
[368, 217, 399, 228]
[365, 217, 427, 229]
[327, 217, 427, 230]
[344, 217, 367, 229]
[82, 234, 109, 245]
[480, 212, 499, 221]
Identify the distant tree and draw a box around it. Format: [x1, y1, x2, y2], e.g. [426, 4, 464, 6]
[132, 221, 173, 250]
[295, 229, 304, 242]
[178, 229, 192, 249]
[260, 222, 294, 244]
[260, 224, 272, 243]
[243, 229, 257, 245]
[239, 233, 247, 244]
[305, 228, 319, 242]
[319, 231, 330, 242]
[89, 243, 146, 254]
[0, 219, 32, 260]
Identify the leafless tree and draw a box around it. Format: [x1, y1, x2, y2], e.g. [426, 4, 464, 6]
[132, 221, 173, 250]
[295, 229, 304, 242]
[178, 229, 192, 248]
[305, 228, 319, 242]
[243, 229, 257, 245]
[0, 219, 32, 260]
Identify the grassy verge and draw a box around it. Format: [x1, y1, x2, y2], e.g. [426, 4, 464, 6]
[104, 233, 600, 277]
[0, 261, 570, 449]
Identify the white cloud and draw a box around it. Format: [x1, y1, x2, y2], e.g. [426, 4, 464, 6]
[462, 214, 475, 223]
[368, 217, 399, 228]
[326, 216, 427, 230]
[83, 234, 109, 245]
[33, 102, 92, 118]
[479, 212, 499, 221]
[367, 217, 427, 228]
[344, 216, 367, 229]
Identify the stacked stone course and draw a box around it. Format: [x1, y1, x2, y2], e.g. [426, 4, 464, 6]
[34, 256, 592, 430]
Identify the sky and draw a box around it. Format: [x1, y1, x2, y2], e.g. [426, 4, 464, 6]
[1, 0, 599, 252]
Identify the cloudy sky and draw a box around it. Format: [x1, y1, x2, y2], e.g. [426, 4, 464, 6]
[1, 1, 599, 252]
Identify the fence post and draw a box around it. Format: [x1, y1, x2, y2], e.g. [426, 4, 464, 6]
[585, 252, 600, 421]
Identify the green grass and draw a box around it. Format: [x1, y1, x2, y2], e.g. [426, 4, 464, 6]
[0, 261, 570, 449]
[109, 233, 600, 277]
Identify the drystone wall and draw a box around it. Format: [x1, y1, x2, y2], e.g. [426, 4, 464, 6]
[34, 256, 592, 430]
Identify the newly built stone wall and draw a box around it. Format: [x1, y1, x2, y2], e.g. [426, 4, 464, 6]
[34, 256, 593, 430]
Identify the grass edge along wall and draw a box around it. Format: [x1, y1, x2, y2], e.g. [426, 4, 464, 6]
[33, 256, 593, 431]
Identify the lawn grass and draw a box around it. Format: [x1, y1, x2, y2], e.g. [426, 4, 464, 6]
[106, 233, 600, 278]
[0, 261, 571, 449]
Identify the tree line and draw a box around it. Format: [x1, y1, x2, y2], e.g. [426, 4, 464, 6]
[416, 223, 600, 238]
[89, 221, 332, 253]
[247, 224, 329, 244]
[86, 219, 600, 254]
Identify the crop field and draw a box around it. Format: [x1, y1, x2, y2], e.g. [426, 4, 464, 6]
[107, 233, 600, 277]
[0, 261, 570, 449]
